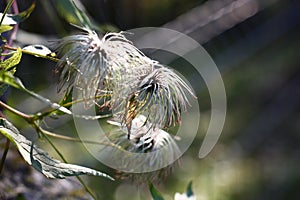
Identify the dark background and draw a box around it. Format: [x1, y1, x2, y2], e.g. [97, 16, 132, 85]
[1, 0, 300, 199]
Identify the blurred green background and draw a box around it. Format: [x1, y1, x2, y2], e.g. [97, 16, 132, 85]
[1, 0, 300, 199]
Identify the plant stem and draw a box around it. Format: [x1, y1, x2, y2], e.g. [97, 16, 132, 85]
[37, 125, 126, 152]
[7, 0, 19, 47]
[0, 0, 19, 61]
[0, 139, 10, 174]
[0, 100, 121, 149]
[0, 0, 15, 172]
[33, 93, 112, 120]
[0, 0, 14, 26]
[0, 100, 32, 120]
[42, 133, 98, 200]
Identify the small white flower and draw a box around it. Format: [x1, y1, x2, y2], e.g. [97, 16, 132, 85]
[23, 45, 52, 56]
[174, 192, 196, 200]
[0, 13, 17, 25]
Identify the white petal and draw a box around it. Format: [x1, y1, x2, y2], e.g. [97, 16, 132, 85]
[0, 13, 17, 25]
[23, 45, 52, 56]
[174, 192, 196, 200]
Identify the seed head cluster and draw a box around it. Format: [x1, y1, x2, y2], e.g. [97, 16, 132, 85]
[55, 28, 195, 180]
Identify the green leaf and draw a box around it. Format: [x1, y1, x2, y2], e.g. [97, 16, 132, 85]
[9, 3, 36, 24]
[0, 71, 25, 89]
[149, 182, 165, 200]
[186, 181, 194, 197]
[0, 25, 13, 34]
[53, 0, 92, 29]
[0, 47, 22, 72]
[0, 117, 114, 180]
[0, 71, 72, 115]
[0, 46, 20, 97]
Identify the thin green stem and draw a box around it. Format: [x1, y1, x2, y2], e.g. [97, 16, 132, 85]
[63, 93, 111, 108]
[0, 100, 124, 151]
[38, 126, 123, 150]
[0, 96, 125, 199]
[0, 100, 32, 120]
[41, 132, 98, 200]
[0, 0, 14, 26]
[0, 139, 10, 174]
[34, 93, 112, 119]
